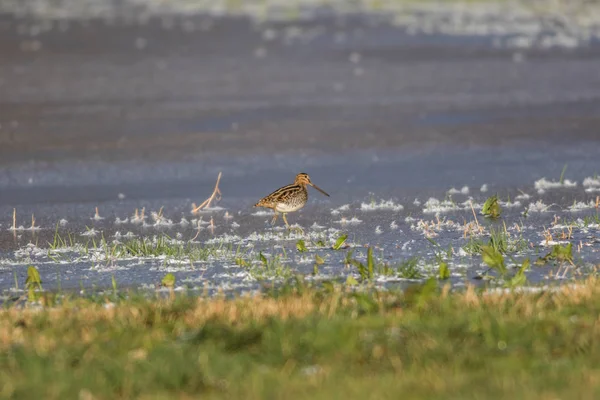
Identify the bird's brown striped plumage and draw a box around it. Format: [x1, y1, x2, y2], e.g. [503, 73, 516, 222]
[254, 173, 329, 227]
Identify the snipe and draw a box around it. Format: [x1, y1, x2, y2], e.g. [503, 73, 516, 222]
[254, 173, 330, 227]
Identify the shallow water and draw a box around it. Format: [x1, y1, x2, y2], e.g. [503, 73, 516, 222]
[1, 7, 600, 295]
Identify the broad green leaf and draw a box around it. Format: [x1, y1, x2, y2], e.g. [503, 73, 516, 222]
[322, 281, 334, 293]
[438, 262, 450, 280]
[518, 258, 531, 275]
[344, 249, 355, 266]
[332, 234, 348, 250]
[481, 245, 506, 275]
[259, 252, 268, 266]
[161, 273, 176, 288]
[315, 254, 325, 265]
[25, 266, 42, 289]
[351, 260, 368, 281]
[552, 243, 573, 262]
[482, 195, 502, 219]
[345, 276, 359, 286]
[537, 243, 573, 265]
[508, 273, 527, 287]
[296, 240, 307, 253]
[405, 278, 438, 308]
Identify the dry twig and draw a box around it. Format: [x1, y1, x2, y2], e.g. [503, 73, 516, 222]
[192, 172, 222, 214]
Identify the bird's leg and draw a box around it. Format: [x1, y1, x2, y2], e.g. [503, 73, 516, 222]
[282, 213, 290, 228]
[283, 214, 304, 234]
[271, 212, 279, 225]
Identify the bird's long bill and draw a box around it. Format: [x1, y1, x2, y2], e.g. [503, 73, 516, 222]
[310, 183, 330, 197]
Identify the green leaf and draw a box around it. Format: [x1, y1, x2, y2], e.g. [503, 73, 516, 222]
[235, 258, 249, 267]
[367, 247, 374, 279]
[161, 273, 176, 288]
[553, 243, 573, 262]
[481, 245, 506, 275]
[438, 262, 450, 280]
[25, 266, 42, 289]
[332, 234, 348, 250]
[315, 254, 325, 265]
[322, 281, 334, 293]
[351, 260, 368, 281]
[537, 243, 573, 265]
[312, 264, 319, 275]
[508, 258, 530, 288]
[259, 252, 268, 266]
[518, 258, 531, 275]
[352, 292, 379, 313]
[296, 239, 308, 253]
[404, 277, 438, 308]
[508, 273, 527, 287]
[316, 240, 326, 247]
[344, 249, 355, 266]
[482, 195, 502, 219]
[559, 164, 568, 184]
[345, 276, 359, 286]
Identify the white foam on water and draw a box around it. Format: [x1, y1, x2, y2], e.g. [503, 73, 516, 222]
[360, 200, 404, 212]
[534, 178, 577, 194]
[527, 200, 552, 213]
[448, 186, 469, 195]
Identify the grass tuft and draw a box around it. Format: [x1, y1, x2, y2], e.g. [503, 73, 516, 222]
[3, 278, 600, 398]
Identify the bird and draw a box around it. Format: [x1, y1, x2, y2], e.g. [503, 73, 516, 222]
[254, 173, 330, 228]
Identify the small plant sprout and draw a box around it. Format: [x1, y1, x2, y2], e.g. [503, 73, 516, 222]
[481, 245, 507, 276]
[249, 252, 292, 280]
[344, 249, 355, 268]
[508, 259, 530, 288]
[25, 266, 42, 288]
[25, 266, 42, 302]
[313, 253, 324, 275]
[559, 164, 568, 184]
[235, 257, 249, 267]
[161, 273, 176, 288]
[296, 239, 308, 253]
[111, 275, 118, 294]
[536, 243, 574, 265]
[482, 195, 502, 219]
[345, 275, 359, 286]
[192, 171, 222, 213]
[351, 247, 375, 281]
[396, 257, 422, 279]
[12, 208, 16, 231]
[332, 233, 348, 250]
[438, 262, 450, 280]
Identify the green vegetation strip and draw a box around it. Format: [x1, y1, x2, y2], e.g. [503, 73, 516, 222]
[2, 280, 600, 399]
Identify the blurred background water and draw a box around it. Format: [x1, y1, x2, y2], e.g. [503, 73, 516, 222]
[0, 1, 600, 291]
[1, 1, 600, 204]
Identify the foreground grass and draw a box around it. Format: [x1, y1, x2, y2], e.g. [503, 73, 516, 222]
[2, 280, 600, 399]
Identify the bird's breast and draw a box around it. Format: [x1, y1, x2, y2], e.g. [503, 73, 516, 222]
[275, 202, 305, 213]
